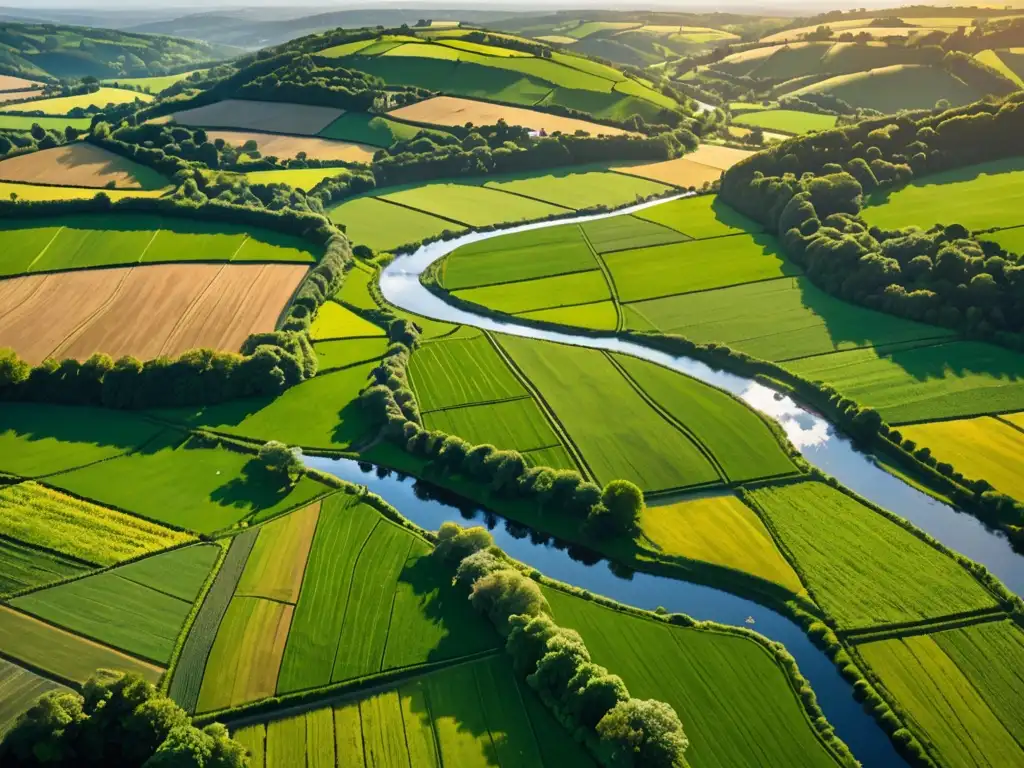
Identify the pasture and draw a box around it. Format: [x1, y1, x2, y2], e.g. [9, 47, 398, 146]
[46, 432, 328, 533]
[785, 340, 1024, 424]
[319, 112, 433, 146]
[732, 109, 838, 135]
[0, 143, 168, 189]
[901, 416, 1024, 500]
[746, 482, 997, 629]
[387, 95, 628, 136]
[243, 167, 350, 190]
[0, 659, 70, 736]
[498, 334, 721, 491]
[328, 196, 466, 252]
[640, 492, 804, 593]
[314, 337, 388, 369]
[606, 233, 799, 301]
[379, 183, 568, 227]
[483, 171, 670, 210]
[519, 301, 619, 331]
[579, 214, 687, 253]
[410, 333, 526, 411]
[544, 587, 844, 768]
[455, 269, 610, 314]
[1, 87, 152, 115]
[102, 69, 205, 94]
[0, 115, 91, 131]
[633, 194, 762, 239]
[613, 353, 798, 482]
[0, 180, 163, 201]
[309, 301, 385, 340]
[11, 545, 217, 662]
[786, 65, 983, 113]
[170, 99, 343, 135]
[0, 75, 43, 91]
[984, 225, 1024, 255]
[0, 605, 163, 685]
[614, 157, 725, 188]
[858, 628, 1024, 767]
[440, 224, 597, 289]
[862, 158, 1024, 232]
[423, 397, 566, 454]
[0, 262, 307, 364]
[627, 276, 949, 362]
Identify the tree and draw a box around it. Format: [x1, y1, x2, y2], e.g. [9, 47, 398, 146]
[597, 698, 689, 768]
[600, 480, 644, 535]
[257, 440, 303, 482]
[434, 522, 493, 562]
[469, 568, 549, 631]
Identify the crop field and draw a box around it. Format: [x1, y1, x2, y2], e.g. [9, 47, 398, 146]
[0, 538, 89, 597]
[520, 300, 619, 330]
[455, 269, 610, 314]
[424, 397, 565, 453]
[205, 129, 376, 163]
[0, 658, 70, 736]
[440, 224, 597, 289]
[746, 482, 997, 629]
[310, 300, 385, 340]
[641, 492, 804, 593]
[607, 233, 799, 301]
[410, 334, 526, 410]
[238, 654, 589, 767]
[785, 340, 1024, 424]
[102, 69, 206, 93]
[498, 335, 721, 491]
[862, 158, 1024, 232]
[732, 108, 838, 135]
[276, 495, 496, 694]
[0, 262, 308, 364]
[0, 88, 43, 103]
[627, 276, 950, 362]
[336, 261, 379, 310]
[579, 213, 687, 253]
[0, 180, 163, 201]
[11, 545, 217, 662]
[544, 587, 842, 768]
[313, 337, 389, 371]
[786, 65, 983, 113]
[46, 432, 328, 533]
[235, 502, 320, 604]
[634, 194, 763, 239]
[319, 112, 434, 146]
[0, 143, 168, 189]
[170, 99, 344, 135]
[0, 481, 192, 567]
[858, 630, 1023, 767]
[387, 95, 628, 135]
[614, 157, 727, 188]
[0, 75, 42, 91]
[900, 416, 1024, 500]
[0, 115, 91, 131]
[614, 354, 797, 482]
[0, 605, 163, 685]
[379, 183, 568, 227]
[243, 167, 350, 190]
[328, 196, 465, 252]
[483, 171, 670, 210]
[1, 87, 152, 114]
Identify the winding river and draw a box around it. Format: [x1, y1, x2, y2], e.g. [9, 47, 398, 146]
[311, 196, 1024, 766]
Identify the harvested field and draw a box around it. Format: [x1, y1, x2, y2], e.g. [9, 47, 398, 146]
[0, 143, 167, 189]
[0, 89, 43, 103]
[0, 605, 163, 685]
[614, 157, 726, 188]
[0, 262, 307, 364]
[0, 180, 163, 202]
[0, 658, 71, 736]
[1, 87, 152, 115]
[387, 95, 628, 135]
[206, 129, 375, 162]
[170, 99, 343, 135]
[641, 492, 804, 593]
[0, 75, 43, 91]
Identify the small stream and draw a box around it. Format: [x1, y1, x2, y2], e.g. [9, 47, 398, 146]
[342, 195, 1024, 766]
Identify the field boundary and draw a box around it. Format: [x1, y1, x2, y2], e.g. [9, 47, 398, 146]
[510, 297, 612, 317]
[618, 272, 798, 307]
[580, 225, 624, 331]
[841, 606, 1008, 644]
[0, 646, 81, 690]
[372, 194, 473, 229]
[0, 529, 101, 572]
[772, 335, 955, 365]
[446, 265, 603, 292]
[419, 393, 533, 415]
[477, 182, 577, 212]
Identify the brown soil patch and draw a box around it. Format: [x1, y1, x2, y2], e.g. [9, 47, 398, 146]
[0, 75, 43, 92]
[685, 144, 754, 170]
[613, 157, 725, 188]
[0, 262, 307, 364]
[388, 95, 629, 136]
[206, 130, 376, 163]
[0, 89, 43, 103]
[0, 143, 157, 188]
[171, 99, 344, 135]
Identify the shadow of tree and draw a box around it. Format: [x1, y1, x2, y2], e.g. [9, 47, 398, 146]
[868, 156, 1024, 206]
[208, 457, 294, 510]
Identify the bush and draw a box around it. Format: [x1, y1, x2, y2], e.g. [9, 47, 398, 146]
[434, 522, 494, 562]
[596, 698, 689, 768]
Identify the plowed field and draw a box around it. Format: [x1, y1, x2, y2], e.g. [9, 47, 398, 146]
[0, 143, 167, 189]
[387, 95, 628, 135]
[206, 130, 375, 163]
[170, 99, 344, 135]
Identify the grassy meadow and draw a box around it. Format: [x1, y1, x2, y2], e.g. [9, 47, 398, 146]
[633, 194, 763, 239]
[1, 87, 152, 114]
[455, 269, 611, 314]
[379, 183, 569, 227]
[423, 397, 567, 456]
[519, 300, 619, 330]
[732, 109, 838, 135]
[483, 171, 670, 210]
[410, 333, 526, 411]
[328, 196, 466, 252]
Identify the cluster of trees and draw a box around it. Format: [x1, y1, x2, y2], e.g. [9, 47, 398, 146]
[0, 121, 81, 162]
[101, 122, 223, 169]
[436, 523, 689, 768]
[720, 94, 1024, 342]
[0, 670, 245, 767]
[461, 30, 552, 58]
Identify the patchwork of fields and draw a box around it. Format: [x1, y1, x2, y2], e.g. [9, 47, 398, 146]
[1, 86, 152, 115]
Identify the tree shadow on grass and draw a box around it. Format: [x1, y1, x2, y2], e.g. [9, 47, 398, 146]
[208, 457, 295, 511]
[867, 156, 1024, 206]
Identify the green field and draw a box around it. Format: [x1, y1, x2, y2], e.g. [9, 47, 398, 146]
[423, 397, 565, 454]
[484, 171, 670, 210]
[310, 301, 385, 340]
[498, 335, 721, 491]
[0, 658, 71, 736]
[634, 194, 763, 239]
[863, 158, 1024, 232]
[440, 224, 598, 289]
[544, 587, 843, 768]
[102, 69, 206, 94]
[328, 195, 466, 252]
[0, 538, 89, 597]
[0, 605, 163, 685]
[237, 654, 594, 767]
[243, 167, 351, 191]
[0, 213, 317, 277]
[0, 115, 91, 131]
[410, 333, 526, 410]
[580, 213, 688, 253]
[1, 87, 152, 115]
[732, 108, 837, 135]
[336, 261, 380, 310]
[746, 482, 997, 629]
[313, 337, 389, 371]
[379, 183, 569, 227]
[785, 340, 1024, 424]
[626, 276, 950, 362]
[858, 627, 1024, 767]
[319, 112, 441, 146]
[11, 545, 217, 662]
[786, 65, 983, 114]
[455, 269, 610, 314]
[0, 481, 192, 568]
[613, 354, 797, 482]
[519, 301, 619, 330]
[235, 501, 319, 604]
[0, 403, 162, 478]
[984, 225, 1024, 255]
[45, 432, 328, 533]
[606, 233, 799, 301]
